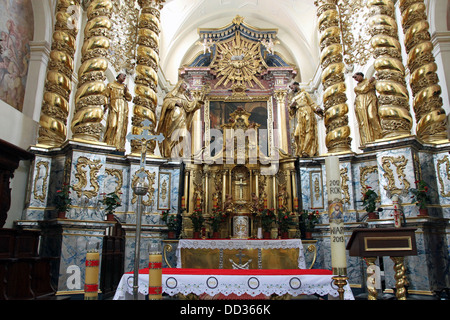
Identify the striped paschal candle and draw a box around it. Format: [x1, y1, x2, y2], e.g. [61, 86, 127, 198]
[84, 251, 100, 300]
[148, 253, 162, 300]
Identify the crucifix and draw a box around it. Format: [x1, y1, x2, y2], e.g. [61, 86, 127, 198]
[235, 178, 247, 200]
[126, 119, 165, 300]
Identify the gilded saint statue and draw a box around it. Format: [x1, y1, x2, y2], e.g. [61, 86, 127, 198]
[353, 72, 383, 145]
[103, 73, 132, 152]
[288, 82, 323, 158]
[157, 80, 206, 158]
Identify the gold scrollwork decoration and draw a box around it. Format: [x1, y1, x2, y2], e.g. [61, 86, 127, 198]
[105, 168, 123, 195]
[340, 167, 350, 204]
[73, 157, 102, 198]
[436, 156, 450, 197]
[360, 165, 378, 198]
[381, 155, 410, 195]
[33, 161, 50, 202]
[131, 168, 156, 206]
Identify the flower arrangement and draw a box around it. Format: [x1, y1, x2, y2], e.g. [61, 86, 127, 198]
[55, 183, 72, 214]
[161, 210, 180, 232]
[208, 207, 228, 233]
[362, 187, 378, 213]
[411, 180, 430, 210]
[189, 208, 205, 233]
[101, 192, 122, 217]
[276, 208, 295, 234]
[299, 210, 320, 232]
[260, 208, 276, 233]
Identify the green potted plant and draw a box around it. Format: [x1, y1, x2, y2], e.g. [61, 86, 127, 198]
[101, 192, 121, 221]
[411, 180, 430, 216]
[362, 187, 378, 219]
[189, 208, 205, 238]
[161, 210, 180, 239]
[277, 207, 295, 239]
[299, 210, 320, 239]
[260, 208, 275, 239]
[55, 183, 72, 219]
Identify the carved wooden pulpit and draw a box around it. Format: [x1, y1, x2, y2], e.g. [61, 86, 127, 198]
[346, 227, 417, 300]
[0, 139, 34, 228]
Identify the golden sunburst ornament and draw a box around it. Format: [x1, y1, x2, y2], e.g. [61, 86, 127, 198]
[211, 31, 266, 90]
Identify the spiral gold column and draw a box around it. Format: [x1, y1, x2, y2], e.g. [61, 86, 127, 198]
[71, 0, 113, 143]
[131, 0, 165, 155]
[368, 0, 413, 138]
[399, 0, 448, 142]
[37, 0, 81, 147]
[315, 0, 352, 154]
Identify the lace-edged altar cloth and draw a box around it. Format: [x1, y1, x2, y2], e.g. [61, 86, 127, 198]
[113, 268, 355, 300]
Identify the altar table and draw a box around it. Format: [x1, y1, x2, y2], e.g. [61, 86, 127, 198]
[176, 239, 307, 269]
[113, 268, 355, 300]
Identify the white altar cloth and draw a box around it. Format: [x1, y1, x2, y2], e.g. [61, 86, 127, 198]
[176, 239, 307, 269]
[113, 268, 354, 300]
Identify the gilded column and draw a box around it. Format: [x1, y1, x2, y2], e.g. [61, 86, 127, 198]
[399, 0, 448, 142]
[71, 0, 113, 142]
[37, 0, 81, 147]
[131, 0, 165, 155]
[274, 89, 289, 153]
[315, 0, 352, 154]
[368, 0, 413, 138]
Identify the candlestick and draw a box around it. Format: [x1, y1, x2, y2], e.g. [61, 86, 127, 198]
[392, 195, 401, 228]
[325, 156, 347, 277]
[264, 197, 268, 209]
[294, 197, 298, 210]
[181, 196, 185, 209]
[148, 243, 162, 300]
[84, 250, 100, 300]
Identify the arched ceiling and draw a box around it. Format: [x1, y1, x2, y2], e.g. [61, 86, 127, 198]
[159, 0, 320, 86]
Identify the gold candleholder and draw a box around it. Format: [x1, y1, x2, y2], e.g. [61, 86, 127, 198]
[332, 275, 348, 300]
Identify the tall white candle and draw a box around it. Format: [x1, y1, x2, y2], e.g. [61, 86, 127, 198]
[325, 156, 347, 276]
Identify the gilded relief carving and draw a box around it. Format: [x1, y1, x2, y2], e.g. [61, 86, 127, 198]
[33, 161, 49, 202]
[340, 167, 350, 204]
[359, 165, 378, 198]
[381, 156, 410, 195]
[437, 156, 450, 197]
[105, 168, 123, 195]
[131, 168, 156, 207]
[73, 157, 102, 199]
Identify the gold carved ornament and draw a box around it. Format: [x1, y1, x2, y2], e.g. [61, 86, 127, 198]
[436, 156, 450, 197]
[73, 157, 103, 199]
[210, 31, 266, 90]
[38, 0, 81, 147]
[105, 168, 123, 195]
[359, 165, 378, 199]
[131, 168, 156, 206]
[33, 161, 50, 202]
[131, 0, 165, 154]
[367, 0, 413, 138]
[315, 0, 352, 153]
[71, 0, 113, 142]
[340, 167, 350, 204]
[399, 0, 448, 143]
[381, 155, 410, 195]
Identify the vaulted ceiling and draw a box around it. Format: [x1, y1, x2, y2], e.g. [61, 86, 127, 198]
[158, 0, 320, 85]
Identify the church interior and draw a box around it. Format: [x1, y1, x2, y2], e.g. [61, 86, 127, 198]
[0, 0, 450, 301]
